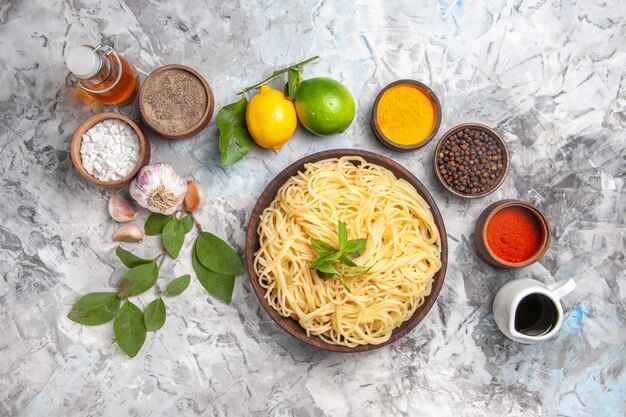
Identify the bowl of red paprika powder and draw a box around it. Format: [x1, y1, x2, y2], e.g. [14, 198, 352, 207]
[474, 200, 551, 268]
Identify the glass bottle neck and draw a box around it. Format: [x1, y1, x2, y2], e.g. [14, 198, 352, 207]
[77, 50, 117, 90]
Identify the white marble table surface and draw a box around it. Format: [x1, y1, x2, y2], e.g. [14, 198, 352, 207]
[0, 0, 624, 416]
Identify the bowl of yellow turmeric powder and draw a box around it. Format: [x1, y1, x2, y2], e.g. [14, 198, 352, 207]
[371, 80, 441, 151]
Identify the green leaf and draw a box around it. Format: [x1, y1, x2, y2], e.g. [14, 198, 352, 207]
[344, 238, 367, 257]
[339, 253, 358, 267]
[337, 221, 348, 251]
[144, 298, 166, 331]
[144, 213, 173, 236]
[162, 218, 185, 258]
[192, 245, 236, 304]
[67, 292, 121, 325]
[287, 68, 300, 100]
[180, 215, 194, 234]
[115, 246, 152, 269]
[308, 221, 369, 294]
[165, 274, 191, 296]
[113, 300, 146, 358]
[310, 251, 342, 270]
[345, 267, 371, 278]
[217, 97, 254, 166]
[195, 232, 244, 276]
[310, 239, 337, 257]
[339, 277, 351, 293]
[117, 261, 158, 298]
[315, 261, 338, 275]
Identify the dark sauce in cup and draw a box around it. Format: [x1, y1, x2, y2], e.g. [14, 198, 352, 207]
[514, 293, 559, 336]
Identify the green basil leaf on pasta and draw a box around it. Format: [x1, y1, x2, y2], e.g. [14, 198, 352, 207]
[315, 261, 339, 275]
[310, 251, 342, 270]
[311, 239, 337, 257]
[339, 278, 351, 293]
[339, 254, 358, 267]
[337, 221, 348, 251]
[345, 267, 371, 278]
[344, 238, 367, 257]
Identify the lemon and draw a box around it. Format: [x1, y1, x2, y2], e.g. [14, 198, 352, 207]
[294, 77, 355, 136]
[245, 84, 297, 152]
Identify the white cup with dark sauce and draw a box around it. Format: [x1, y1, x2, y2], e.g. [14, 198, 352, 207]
[493, 278, 576, 343]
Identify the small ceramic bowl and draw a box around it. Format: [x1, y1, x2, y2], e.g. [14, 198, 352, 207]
[434, 123, 510, 199]
[371, 79, 442, 152]
[139, 64, 214, 139]
[70, 112, 151, 188]
[474, 199, 551, 268]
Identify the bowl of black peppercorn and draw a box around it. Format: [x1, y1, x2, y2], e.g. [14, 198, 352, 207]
[434, 123, 509, 198]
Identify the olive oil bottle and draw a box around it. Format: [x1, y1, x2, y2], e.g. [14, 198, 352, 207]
[65, 42, 139, 105]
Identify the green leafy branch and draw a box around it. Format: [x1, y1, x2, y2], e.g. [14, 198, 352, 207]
[217, 56, 318, 167]
[310, 221, 371, 292]
[237, 56, 318, 97]
[67, 211, 243, 357]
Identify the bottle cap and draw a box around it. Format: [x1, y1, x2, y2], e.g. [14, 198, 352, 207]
[66, 46, 101, 79]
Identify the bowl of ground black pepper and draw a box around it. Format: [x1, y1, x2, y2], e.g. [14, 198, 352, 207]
[139, 64, 214, 139]
[434, 123, 509, 198]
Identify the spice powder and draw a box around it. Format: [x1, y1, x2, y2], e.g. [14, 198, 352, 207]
[486, 206, 543, 263]
[377, 84, 437, 145]
[142, 69, 207, 136]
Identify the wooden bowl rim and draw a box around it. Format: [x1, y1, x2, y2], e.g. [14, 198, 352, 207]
[433, 123, 510, 199]
[371, 79, 442, 152]
[139, 64, 214, 140]
[245, 149, 448, 352]
[476, 199, 551, 268]
[70, 112, 150, 188]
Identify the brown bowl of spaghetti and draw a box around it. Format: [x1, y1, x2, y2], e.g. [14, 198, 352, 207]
[245, 149, 448, 352]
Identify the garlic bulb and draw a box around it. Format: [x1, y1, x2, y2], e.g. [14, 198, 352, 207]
[184, 180, 205, 212]
[130, 163, 187, 215]
[113, 224, 144, 242]
[108, 193, 137, 222]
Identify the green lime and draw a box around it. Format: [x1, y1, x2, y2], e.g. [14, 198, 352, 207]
[294, 77, 355, 136]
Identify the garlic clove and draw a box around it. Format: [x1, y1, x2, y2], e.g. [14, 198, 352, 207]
[113, 224, 144, 242]
[184, 180, 205, 212]
[130, 163, 187, 215]
[108, 193, 138, 222]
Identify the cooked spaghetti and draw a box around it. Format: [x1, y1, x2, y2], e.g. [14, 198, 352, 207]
[253, 157, 441, 347]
